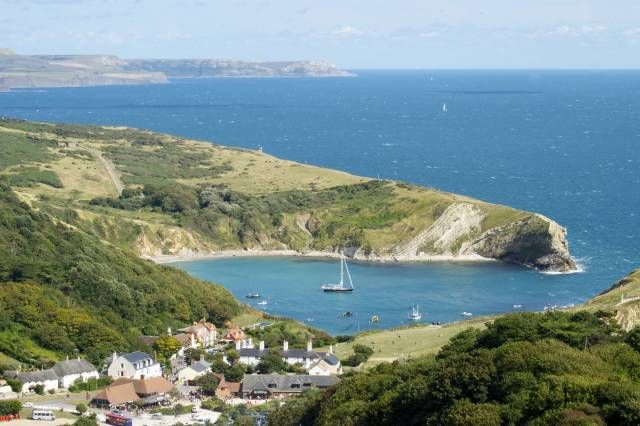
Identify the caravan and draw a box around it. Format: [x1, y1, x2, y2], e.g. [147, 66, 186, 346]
[32, 410, 56, 421]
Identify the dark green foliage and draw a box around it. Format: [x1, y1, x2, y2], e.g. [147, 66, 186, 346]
[0, 131, 56, 170]
[256, 350, 289, 374]
[195, 373, 220, 395]
[6, 168, 63, 188]
[245, 321, 334, 349]
[624, 326, 640, 352]
[341, 344, 374, 367]
[0, 400, 21, 415]
[269, 311, 640, 426]
[68, 376, 112, 393]
[0, 183, 241, 365]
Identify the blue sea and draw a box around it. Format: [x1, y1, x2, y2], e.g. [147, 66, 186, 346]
[1, 71, 639, 334]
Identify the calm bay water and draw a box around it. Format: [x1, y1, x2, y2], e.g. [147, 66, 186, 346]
[1, 71, 639, 333]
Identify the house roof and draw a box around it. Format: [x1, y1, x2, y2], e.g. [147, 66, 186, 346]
[215, 374, 241, 393]
[239, 348, 269, 358]
[52, 358, 97, 377]
[241, 374, 339, 394]
[173, 333, 193, 346]
[180, 320, 216, 334]
[92, 382, 139, 405]
[322, 353, 340, 366]
[190, 360, 211, 373]
[222, 328, 246, 341]
[111, 377, 174, 396]
[282, 349, 318, 359]
[16, 369, 58, 384]
[122, 351, 153, 364]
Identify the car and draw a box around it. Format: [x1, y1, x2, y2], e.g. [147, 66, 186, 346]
[23, 402, 34, 408]
[151, 413, 163, 419]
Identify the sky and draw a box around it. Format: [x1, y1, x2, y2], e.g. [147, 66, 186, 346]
[1, 0, 640, 69]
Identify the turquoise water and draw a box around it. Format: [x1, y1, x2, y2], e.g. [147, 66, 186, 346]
[1, 71, 639, 332]
[170, 257, 587, 335]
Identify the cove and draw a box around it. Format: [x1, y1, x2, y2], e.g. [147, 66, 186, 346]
[170, 256, 590, 335]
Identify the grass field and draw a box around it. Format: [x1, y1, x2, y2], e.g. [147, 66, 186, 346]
[331, 316, 491, 367]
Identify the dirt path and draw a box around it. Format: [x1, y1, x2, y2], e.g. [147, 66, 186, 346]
[87, 148, 123, 196]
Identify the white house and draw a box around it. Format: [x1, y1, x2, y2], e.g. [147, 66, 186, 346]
[107, 352, 162, 380]
[238, 340, 268, 367]
[11, 369, 59, 394]
[235, 340, 342, 375]
[176, 359, 212, 384]
[0, 380, 18, 400]
[52, 358, 99, 389]
[281, 340, 341, 374]
[308, 347, 342, 376]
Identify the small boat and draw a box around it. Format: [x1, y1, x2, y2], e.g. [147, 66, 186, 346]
[408, 304, 422, 321]
[246, 291, 260, 299]
[257, 300, 268, 306]
[442, 103, 448, 113]
[370, 315, 380, 323]
[461, 312, 473, 317]
[341, 311, 354, 318]
[513, 304, 522, 309]
[321, 254, 354, 292]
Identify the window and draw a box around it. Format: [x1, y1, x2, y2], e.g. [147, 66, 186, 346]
[120, 372, 124, 377]
[303, 383, 311, 387]
[120, 363, 123, 368]
[267, 384, 276, 388]
[291, 384, 301, 389]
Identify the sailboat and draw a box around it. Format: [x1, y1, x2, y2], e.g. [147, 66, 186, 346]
[408, 304, 422, 321]
[321, 255, 354, 292]
[246, 290, 260, 299]
[442, 103, 448, 113]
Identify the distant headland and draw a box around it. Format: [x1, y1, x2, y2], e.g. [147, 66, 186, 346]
[0, 48, 355, 91]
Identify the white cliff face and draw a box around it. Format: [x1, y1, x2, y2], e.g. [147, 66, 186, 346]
[392, 203, 485, 258]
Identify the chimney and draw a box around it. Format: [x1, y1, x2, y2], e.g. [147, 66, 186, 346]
[235, 340, 241, 350]
[307, 340, 312, 352]
[112, 352, 118, 363]
[248, 338, 253, 348]
[167, 327, 172, 336]
[329, 345, 334, 354]
[66, 355, 69, 361]
[200, 354, 205, 362]
[259, 341, 265, 351]
[283, 340, 289, 352]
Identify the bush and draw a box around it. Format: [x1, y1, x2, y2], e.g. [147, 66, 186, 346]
[76, 402, 87, 415]
[0, 400, 21, 416]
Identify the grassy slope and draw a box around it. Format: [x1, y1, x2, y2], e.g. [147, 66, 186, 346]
[0, 182, 242, 367]
[0, 119, 533, 258]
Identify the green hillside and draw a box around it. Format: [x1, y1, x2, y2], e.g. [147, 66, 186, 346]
[0, 118, 575, 271]
[0, 182, 241, 366]
[270, 310, 640, 426]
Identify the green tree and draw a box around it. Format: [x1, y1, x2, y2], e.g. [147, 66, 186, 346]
[624, 326, 640, 352]
[195, 373, 220, 396]
[257, 350, 288, 374]
[76, 402, 87, 415]
[154, 335, 182, 361]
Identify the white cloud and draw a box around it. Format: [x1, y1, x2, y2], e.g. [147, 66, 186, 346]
[332, 26, 363, 37]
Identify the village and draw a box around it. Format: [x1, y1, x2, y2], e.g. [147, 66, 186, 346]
[0, 320, 343, 426]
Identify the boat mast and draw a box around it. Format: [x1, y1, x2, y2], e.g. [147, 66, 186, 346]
[344, 257, 354, 289]
[339, 253, 344, 287]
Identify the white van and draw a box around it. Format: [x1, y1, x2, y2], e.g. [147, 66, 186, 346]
[32, 410, 56, 421]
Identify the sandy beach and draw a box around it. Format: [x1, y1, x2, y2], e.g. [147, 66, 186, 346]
[146, 249, 496, 264]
